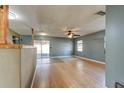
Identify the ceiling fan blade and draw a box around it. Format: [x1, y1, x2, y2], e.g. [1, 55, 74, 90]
[73, 34, 80, 36]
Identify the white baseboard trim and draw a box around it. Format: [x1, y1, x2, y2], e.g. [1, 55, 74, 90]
[74, 55, 105, 65]
[50, 56, 72, 58]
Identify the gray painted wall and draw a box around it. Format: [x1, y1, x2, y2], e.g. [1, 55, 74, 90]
[74, 31, 105, 62]
[106, 6, 124, 87]
[21, 36, 73, 57]
[21, 35, 32, 45]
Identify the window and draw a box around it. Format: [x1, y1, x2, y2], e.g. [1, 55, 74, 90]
[77, 40, 83, 52]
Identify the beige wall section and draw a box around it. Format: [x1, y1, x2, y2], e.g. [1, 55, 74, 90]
[0, 49, 20, 88]
[21, 48, 36, 88]
[0, 48, 36, 88]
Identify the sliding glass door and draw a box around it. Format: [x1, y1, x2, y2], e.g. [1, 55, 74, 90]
[34, 40, 50, 58]
[41, 40, 50, 57]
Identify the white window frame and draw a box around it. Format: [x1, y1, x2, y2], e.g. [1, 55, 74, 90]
[77, 40, 83, 52]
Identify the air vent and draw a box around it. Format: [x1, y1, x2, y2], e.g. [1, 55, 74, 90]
[95, 11, 105, 16]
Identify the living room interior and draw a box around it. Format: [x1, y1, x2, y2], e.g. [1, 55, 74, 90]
[0, 5, 124, 88]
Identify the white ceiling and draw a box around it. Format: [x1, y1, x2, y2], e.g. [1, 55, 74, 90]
[9, 5, 105, 37]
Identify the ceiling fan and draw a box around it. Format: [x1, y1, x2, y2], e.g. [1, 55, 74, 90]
[66, 31, 80, 38]
[61, 27, 80, 38]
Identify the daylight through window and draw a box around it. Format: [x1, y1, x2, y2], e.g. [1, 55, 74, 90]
[77, 40, 83, 52]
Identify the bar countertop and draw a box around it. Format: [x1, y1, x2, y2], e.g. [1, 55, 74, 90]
[0, 44, 34, 48]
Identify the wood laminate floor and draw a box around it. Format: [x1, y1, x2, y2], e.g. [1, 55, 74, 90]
[32, 57, 105, 88]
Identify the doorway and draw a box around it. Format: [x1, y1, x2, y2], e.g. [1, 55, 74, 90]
[34, 40, 50, 59]
[41, 40, 50, 57]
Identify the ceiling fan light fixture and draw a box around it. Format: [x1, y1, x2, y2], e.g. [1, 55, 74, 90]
[68, 33, 73, 38]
